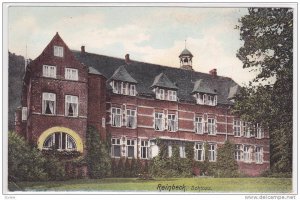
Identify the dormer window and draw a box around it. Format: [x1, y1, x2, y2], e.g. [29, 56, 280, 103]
[168, 90, 177, 101]
[155, 88, 177, 101]
[195, 93, 217, 106]
[156, 88, 165, 100]
[111, 80, 136, 96]
[54, 46, 64, 57]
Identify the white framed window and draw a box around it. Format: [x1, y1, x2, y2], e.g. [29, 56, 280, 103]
[126, 139, 135, 158]
[208, 118, 216, 135]
[234, 119, 241, 136]
[195, 116, 203, 134]
[255, 146, 263, 164]
[65, 68, 78, 81]
[126, 109, 136, 128]
[42, 92, 56, 115]
[156, 88, 165, 100]
[129, 84, 136, 96]
[214, 95, 217, 105]
[256, 124, 264, 139]
[208, 144, 216, 161]
[243, 122, 251, 138]
[167, 114, 177, 132]
[154, 112, 164, 131]
[244, 145, 251, 162]
[195, 93, 204, 104]
[54, 45, 64, 57]
[235, 144, 243, 161]
[195, 143, 205, 161]
[168, 144, 172, 157]
[140, 140, 149, 159]
[179, 143, 186, 158]
[111, 107, 122, 127]
[112, 81, 122, 94]
[65, 95, 78, 117]
[43, 65, 56, 78]
[168, 90, 177, 101]
[207, 95, 214, 106]
[43, 132, 76, 151]
[111, 138, 121, 158]
[22, 107, 28, 121]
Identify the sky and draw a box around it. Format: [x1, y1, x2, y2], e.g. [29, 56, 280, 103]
[8, 6, 255, 85]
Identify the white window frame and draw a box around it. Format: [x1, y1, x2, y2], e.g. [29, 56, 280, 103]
[179, 143, 186, 158]
[255, 146, 263, 164]
[140, 140, 149, 159]
[126, 109, 137, 129]
[126, 139, 135, 158]
[168, 90, 177, 101]
[168, 144, 172, 157]
[112, 81, 121, 94]
[43, 132, 77, 151]
[167, 114, 177, 132]
[54, 45, 64, 57]
[156, 88, 165, 100]
[195, 93, 204, 105]
[111, 138, 121, 158]
[111, 107, 122, 127]
[207, 118, 216, 135]
[65, 68, 78, 81]
[244, 145, 251, 162]
[65, 95, 79, 117]
[43, 65, 56, 78]
[129, 84, 136, 96]
[256, 124, 264, 139]
[208, 144, 216, 161]
[195, 116, 203, 134]
[207, 95, 214, 106]
[154, 112, 164, 131]
[234, 119, 242, 137]
[22, 107, 28, 121]
[195, 143, 205, 161]
[42, 92, 56, 115]
[235, 144, 243, 161]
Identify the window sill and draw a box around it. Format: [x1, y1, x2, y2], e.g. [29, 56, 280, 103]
[65, 115, 79, 118]
[42, 114, 56, 116]
[111, 126, 123, 128]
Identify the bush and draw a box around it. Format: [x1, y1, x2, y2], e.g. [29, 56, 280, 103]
[86, 125, 111, 178]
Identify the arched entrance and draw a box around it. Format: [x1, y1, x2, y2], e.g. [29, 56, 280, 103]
[37, 126, 83, 153]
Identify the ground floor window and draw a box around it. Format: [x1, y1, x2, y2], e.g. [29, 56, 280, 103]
[195, 143, 204, 161]
[244, 145, 251, 162]
[235, 144, 243, 161]
[126, 139, 135, 158]
[141, 140, 149, 159]
[43, 132, 76, 150]
[111, 138, 121, 157]
[208, 144, 216, 161]
[255, 146, 263, 164]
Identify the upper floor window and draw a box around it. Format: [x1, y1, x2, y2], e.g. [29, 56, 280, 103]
[243, 145, 251, 162]
[111, 80, 136, 96]
[54, 46, 64, 57]
[126, 139, 135, 158]
[42, 92, 56, 115]
[255, 124, 264, 139]
[22, 107, 28, 121]
[140, 140, 149, 159]
[111, 107, 122, 127]
[234, 119, 242, 137]
[235, 144, 243, 161]
[43, 132, 76, 151]
[208, 144, 216, 161]
[243, 122, 251, 138]
[255, 146, 263, 164]
[167, 114, 177, 132]
[167, 90, 177, 101]
[65, 68, 78, 81]
[126, 109, 137, 129]
[207, 118, 216, 135]
[156, 88, 165, 100]
[65, 95, 78, 117]
[195, 116, 203, 134]
[195, 143, 204, 161]
[195, 93, 217, 106]
[154, 112, 164, 131]
[43, 65, 56, 78]
[111, 138, 121, 158]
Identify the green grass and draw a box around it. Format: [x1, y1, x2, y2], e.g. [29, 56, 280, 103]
[10, 178, 292, 193]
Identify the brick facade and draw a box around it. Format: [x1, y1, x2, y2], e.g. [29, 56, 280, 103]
[15, 33, 270, 176]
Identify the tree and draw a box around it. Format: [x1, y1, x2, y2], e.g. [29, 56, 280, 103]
[86, 125, 111, 178]
[235, 8, 293, 173]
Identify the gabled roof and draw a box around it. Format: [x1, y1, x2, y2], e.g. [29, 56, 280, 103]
[151, 73, 178, 90]
[179, 48, 193, 57]
[109, 65, 137, 84]
[89, 66, 102, 75]
[192, 79, 217, 95]
[228, 84, 241, 99]
[72, 50, 239, 105]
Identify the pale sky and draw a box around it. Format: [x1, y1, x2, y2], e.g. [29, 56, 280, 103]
[8, 6, 256, 85]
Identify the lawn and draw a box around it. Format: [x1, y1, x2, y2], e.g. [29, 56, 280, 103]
[9, 178, 292, 193]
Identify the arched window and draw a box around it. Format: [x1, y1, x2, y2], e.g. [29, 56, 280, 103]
[43, 132, 77, 151]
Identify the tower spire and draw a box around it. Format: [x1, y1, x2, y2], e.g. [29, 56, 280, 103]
[179, 40, 193, 71]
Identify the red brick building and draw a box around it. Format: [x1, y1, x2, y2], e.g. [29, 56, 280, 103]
[15, 33, 270, 176]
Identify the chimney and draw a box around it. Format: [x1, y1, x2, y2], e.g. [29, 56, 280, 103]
[81, 46, 85, 53]
[209, 68, 217, 77]
[125, 54, 131, 64]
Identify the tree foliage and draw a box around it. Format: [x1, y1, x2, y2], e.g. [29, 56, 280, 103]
[235, 8, 293, 173]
